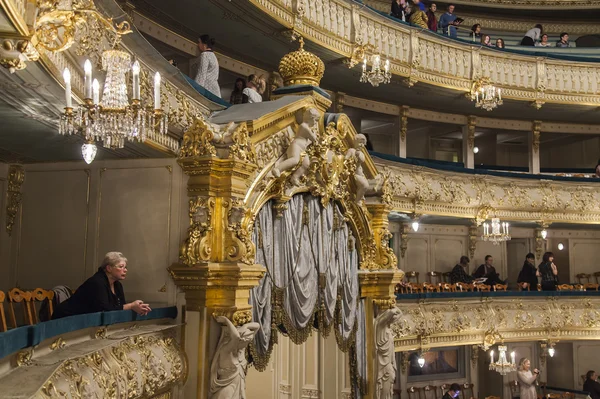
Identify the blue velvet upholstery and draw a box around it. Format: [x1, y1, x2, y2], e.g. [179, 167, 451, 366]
[0, 306, 177, 359]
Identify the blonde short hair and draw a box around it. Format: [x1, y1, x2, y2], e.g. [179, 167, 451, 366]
[519, 357, 530, 370]
[99, 252, 127, 271]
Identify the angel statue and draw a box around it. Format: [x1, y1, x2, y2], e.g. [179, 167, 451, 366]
[346, 134, 384, 203]
[374, 307, 403, 399]
[210, 315, 260, 399]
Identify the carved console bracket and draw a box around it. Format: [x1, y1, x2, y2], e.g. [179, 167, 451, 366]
[0, 37, 39, 73]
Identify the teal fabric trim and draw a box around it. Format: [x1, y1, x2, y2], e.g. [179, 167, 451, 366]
[274, 84, 331, 99]
[182, 73, 231, 107]
[0, 306, 177, 360]
[397, 290, 600, 300]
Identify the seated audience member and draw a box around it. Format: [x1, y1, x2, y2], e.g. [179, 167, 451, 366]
[438, 4, 460, 38]
[242, 74, 265, 104]
[451, 256, 474, 284]
[229, 77, 246, 105]
[409, 1, 428, 29]
[426, 3, 438, 32]
[469, 24, 481, 41]
[473, 255, 505, 285]
[538, 251, 558, 291]
[391, 0, 410, 21]
[536, 34, 551, 47]
[442, 383, 461, 399]
[495, 38, 505, 48]
[596, 158, 600, 178]
[481, 35, 492, 47]
[583, 370, 600, 399]
[521, 24, 543, 46]
[517, 253, 538, 290]
[52, 252, 151, 319]
[556, 32, 570, 47]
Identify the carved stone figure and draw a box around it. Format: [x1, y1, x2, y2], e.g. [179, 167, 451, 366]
[374, 307, 403, 399]
[210, 315, 260, 399]
[346, 134, 384, 203]
[271, 107, 320, 185]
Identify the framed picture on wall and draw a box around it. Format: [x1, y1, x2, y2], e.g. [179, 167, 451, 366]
[408, 347, 465, 382]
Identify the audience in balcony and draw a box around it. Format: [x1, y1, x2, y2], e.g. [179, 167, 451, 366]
[230, 78, 246, 105]
[535, 34, 551, 47]
[583, 370, 600, 399]
[556, 32, 570, 47]
[596, 159, 600, 177]
[412, 0, 426, 12]
[521, 24, 543, 46]
[517, 253, 539, 291]
[495, 38, 505, 49]
[473, 255, 505, 286]
[538, 252, 559, 291]
[242, 74, 266, 103]
[442, 383, 461, 399]
[469, 24, 482, 41]
[517, 358, 540, 399]
[451, 256, 474, 284]
[426, 3, 438, 32]
[194, 34, 221, 98]
[481, 35, 492, 47]
[391, 0, 410, 21]
[409, 2, 428, 29]
[438, 4, 460, 38]
[52, 252, 151, 319]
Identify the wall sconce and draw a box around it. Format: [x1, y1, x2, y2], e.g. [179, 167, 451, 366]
[557, 243, 564, 251]
[418, 354, 425, 368]
[541, 229, 548, 240]
[473, 146, 479, 154]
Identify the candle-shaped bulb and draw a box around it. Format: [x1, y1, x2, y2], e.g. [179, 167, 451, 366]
[132, 61, 141, 101]
[84, 59, 92, 74]
[63, 68, 72, 108]
[132, 60, 140, 75]
[511, 351, 515, 362]
[490, 350, 494, 361]
[154, 71, 161, 110]
[385, 59, 390, 72]
[498, 88, 502, 100]
[63, 67, 71, 84]
[92, 79, 99, 105]
[83, 60, 92, 100]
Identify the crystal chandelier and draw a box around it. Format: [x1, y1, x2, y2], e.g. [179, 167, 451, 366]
[360, 54, 391, 87]
[482, 218, 511, 245]
[59, 49, 167, 163]
[471, 79, 503, 111]
[489, 346, 516, 375]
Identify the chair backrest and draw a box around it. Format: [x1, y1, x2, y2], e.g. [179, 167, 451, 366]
[427, 271, 442, 284]
[8, 288, 34, 328]
[31, 288, 55, 323]
[407, 386, 421, 399]
[421, 385, 437, 399]
[475, 284, 491, 292]
[457, 283, 475, 292]
[594, 271, 600, 284]
[423, 282, 439, 293]
[439, 385, 449, 399]
[576, 273, 591, 284]
[460, 383, 474, 399]
[546, 394, 561, 399]
[0, 291, 6, 332]
[406, 271, 420, 283]
[584, 283, 599, 291]
[440, 283, 456, 292]
[442, 272, 452, 283]
[557, 284, 573, 291]
[562, 392, 575, 399]
[494, 284, 508, 291]
[508, 380, 519, 398]
[485, 396, 500, 399]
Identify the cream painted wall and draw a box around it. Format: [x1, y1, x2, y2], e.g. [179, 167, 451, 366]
[0, 163, 11, 292]
[246, 333, 352, 399]
[6, 158, 188, 307]
[572, 342, 600, 389]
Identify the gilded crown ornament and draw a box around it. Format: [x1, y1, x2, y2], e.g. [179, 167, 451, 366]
[278, 37, 325, 87]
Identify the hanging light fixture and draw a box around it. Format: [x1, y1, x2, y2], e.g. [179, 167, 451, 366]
[541, 229, 548, 240]
[412, 221, 420, 232]
[548, 346, 555, 357]
[360, 54, 391, 87]
[558, 243, 564, 251]
[59, 51, 168, 163]
[489, 346, 516, 375]
[418, 354, 425, 368]
[470, 78, 503, 111]
[482, 218, 511, 245]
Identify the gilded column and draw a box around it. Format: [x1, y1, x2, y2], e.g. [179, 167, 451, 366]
[169, 119, 265, 399]
[462, 116, 476, 169]
[529, 121, 541, 174]
[399, 106, 409, 158]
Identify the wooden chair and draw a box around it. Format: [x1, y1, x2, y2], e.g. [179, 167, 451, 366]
[475, 284, 491, 292]
[584, 283, 599, 291]
[562, 392, 575, 399]
[576, 273, 592, 284]
[594, 271, 600, 284]
[406, 271, 420, 284]
[440, 283, 457, 292]
[485, 396, 500, 399]
[557, 284, 574, 291]
[423, 282, 440, 293]
[8, 288, 34, 329]
[410, 283, 425, 293]
[0, 291, 7, 332]
[508, 380, 520, 399]
[439, 385, 449, 399]
[427, 271, 442, 285]
[421, 385, 437, 399]
[457, 283, 475, 292]
[407, 386, 421, 399]
[573, 284, 584, 291]
[442, 272, 452, 283]
[546, 394, 561, 399]
[31, 288, 55, 323]
[494, 284, 508, 291]
[460, 383, 474, 399]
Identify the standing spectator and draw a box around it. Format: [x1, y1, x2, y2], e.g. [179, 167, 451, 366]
[229, 77, 246, 105]
[521, 24, 543, 46]
[556, 32, 570, 47]
[517, 358, 540, 399]
[481, 35, 492, 46]
[583, 370, 600, 399]
[538, 252, 559, 291]
[536, 34, 552, 47]
[412, 0, 426, 12]
[469, 24, 482, 41]
[426, 3, 438, 32]
[517, 253, 538, 290]
[495, 38, 505, 48]
[194, 34, 221, 97]
[438, 4, 460, 38]
[409, 1, 428, 29]
[391, 0, 410, 21]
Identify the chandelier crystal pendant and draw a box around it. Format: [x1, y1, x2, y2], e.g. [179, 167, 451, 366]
[58, 50, 168, 163]
[489, 346, 516, 375]
[470, 78, 503, 111]
[482, 218, 511, 245]
[360, 54, 391, 87]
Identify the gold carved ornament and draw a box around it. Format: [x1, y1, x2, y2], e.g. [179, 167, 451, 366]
[0, 39, 39, 72]
[6, 165, 24, 236]
[278, 36, 325, 86]
[179, 196, 214, 266]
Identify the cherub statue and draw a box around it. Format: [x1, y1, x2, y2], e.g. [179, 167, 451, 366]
[346, 134, 384, 203]
[271, 107, 320, 185]
[374, 307, 403, 399]
[210, 315, 260, 399]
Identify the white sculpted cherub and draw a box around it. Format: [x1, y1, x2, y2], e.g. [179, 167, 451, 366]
[347, 134, 384, 203]
[375, 307, 403, 399]
[271, 107, 320, 185]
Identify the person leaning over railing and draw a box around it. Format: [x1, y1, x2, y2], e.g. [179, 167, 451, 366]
[521, 24, 543, 46]
[52, 252, 151, 319]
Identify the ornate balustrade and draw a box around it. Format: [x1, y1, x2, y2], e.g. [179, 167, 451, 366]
[373, 153, 600, 224]
[393, 293, 600, 352]
[249, 0, 600, 108]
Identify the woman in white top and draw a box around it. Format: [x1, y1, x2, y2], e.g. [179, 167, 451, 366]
[516, 358, 539, 399]
[242, 74, 266, 104]
[535, 34, 552, 47]
[194, 35, 221, 98]
[521, 24, 543, 46]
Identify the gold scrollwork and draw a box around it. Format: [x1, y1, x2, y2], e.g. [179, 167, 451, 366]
[16, 349, 33, 366]
[179, 117, 216, 158]
[6, 165, 24, 236]
[50, 337, 66, 350]
[179, 196, 214, 266]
